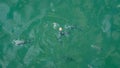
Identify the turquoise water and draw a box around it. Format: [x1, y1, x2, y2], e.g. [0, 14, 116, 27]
[0, 0, 120, 68]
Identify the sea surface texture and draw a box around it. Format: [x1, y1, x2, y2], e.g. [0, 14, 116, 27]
[0, 0, 120, 68]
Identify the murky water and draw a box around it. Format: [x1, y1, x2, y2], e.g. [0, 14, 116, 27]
[0, 0, 120, 68]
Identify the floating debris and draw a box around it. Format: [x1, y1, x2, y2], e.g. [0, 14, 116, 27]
[101, 15, 111, 38]
[91, 44, 101, 50]
[91, 44, 102, 54]
[88, 64, 93, 68]
[64, 24, 82, 31]
[64, 25, 75, 30]
[12, 39, 25, 46]
[12, 39, 32, 46]
[53, 22, 59, 29]
[59, 27, 63, 31]
[50, 2, 56, 12]
[53, 23, 82, 42]
[117, 4, 120, 8]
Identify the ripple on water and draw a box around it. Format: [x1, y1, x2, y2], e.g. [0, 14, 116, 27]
[0, 3, 10, 22]
[101, 14, 112, 38]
